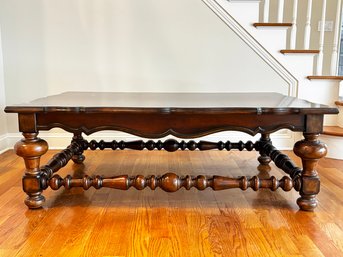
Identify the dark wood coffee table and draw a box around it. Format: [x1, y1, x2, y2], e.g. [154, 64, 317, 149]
[5, 92, 338, 211]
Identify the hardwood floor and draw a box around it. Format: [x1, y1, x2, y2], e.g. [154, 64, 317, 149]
[0, 149, 342, 257]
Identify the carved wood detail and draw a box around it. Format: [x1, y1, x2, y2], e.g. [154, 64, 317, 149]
[35, 111, 306, 137]
[294, 133, 327, 211]
[259, 141, 302, 185]
[42, 173, 297, 192]
[15, 133, 48, 209]
[40, 141, 82, 179]
[34, 137, 304, 195]
[71, 134, 86, 164]
[78, 139, 257, 152]
[257, 133, 272, 165]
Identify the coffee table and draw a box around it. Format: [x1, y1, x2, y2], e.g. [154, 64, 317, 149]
[5, 92, 338, 211]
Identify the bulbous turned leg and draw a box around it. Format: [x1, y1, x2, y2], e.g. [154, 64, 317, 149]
[257, 134, 272, 166]
[15, 133, 48, 209]
[294, 133, 327, 211]
[72, 133, 85, 164]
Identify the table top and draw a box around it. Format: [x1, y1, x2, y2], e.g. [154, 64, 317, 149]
[5, 92, 339, 115]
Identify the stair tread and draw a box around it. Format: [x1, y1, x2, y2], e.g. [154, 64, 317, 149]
[323, 126, 343, 137]
[307, 76, 343, 80]
[253, 23, 292, 27]
[280, 49, 319, 54]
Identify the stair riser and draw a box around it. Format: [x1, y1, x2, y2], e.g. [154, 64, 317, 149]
[250, 29, 288, 54]
[278, 55, 315, 77]
[338, 106, 343, 128]
[320, 135, 343, 160]
[298, 80, 339, 126]
[299, 80, 340, 105]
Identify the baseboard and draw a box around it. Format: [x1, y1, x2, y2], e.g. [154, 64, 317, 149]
[6, 130, 296, 150]
[0, 134, 8, 154]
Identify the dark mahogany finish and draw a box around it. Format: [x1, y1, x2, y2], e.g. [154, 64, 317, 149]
[45, 173, 296, 192]
[77, 138, 257, 152]
[5, 92, 338, 211]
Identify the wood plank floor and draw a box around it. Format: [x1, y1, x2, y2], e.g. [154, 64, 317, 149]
[0, 149, 342, 257]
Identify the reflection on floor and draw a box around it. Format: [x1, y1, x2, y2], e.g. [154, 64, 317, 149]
[0, 149, 342, 257]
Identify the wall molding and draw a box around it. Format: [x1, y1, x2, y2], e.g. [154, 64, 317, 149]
[202, 0, 298, 97]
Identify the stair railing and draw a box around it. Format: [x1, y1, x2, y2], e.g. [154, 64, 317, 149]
[304, 0, 313, 50]
[317, 0, 327, 75]
[331, 0, 342, 75]
[262, 0, 343, 76]
[290, 0, 298, 50]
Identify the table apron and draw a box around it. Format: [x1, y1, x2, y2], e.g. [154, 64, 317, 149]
[30, 112, 308, 137]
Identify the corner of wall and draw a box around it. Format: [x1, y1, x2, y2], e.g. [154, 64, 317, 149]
[0, 25, 9, 153]
[0, 135, 8, 154]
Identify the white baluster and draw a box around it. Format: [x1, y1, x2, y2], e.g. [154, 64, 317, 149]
[304, 0, 313, 49]
[277, 0, 284, 23]
[330, 0, 342, 75]
[290, 0, 298, 49]
[263, 0, 270, 23]
[317, 0, 327, 75]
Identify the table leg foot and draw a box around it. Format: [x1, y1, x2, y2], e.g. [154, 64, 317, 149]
[294, 133, 327, 212]
[24, 193, 45, 209]
[72, 133, 85, 164]
[297, 195, 317, 211]
[15, 132, 48, 209]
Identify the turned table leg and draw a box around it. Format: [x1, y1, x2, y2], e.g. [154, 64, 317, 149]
[258, 133, 272, 166]
[294, 133, 327, 211]
[15, 133, 48, 209]
[72, 133, 85, 164]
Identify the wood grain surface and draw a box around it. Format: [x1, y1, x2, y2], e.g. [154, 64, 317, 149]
[0, 149, 342, 257]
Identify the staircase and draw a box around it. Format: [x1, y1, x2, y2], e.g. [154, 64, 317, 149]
[203, 0, 343, 159]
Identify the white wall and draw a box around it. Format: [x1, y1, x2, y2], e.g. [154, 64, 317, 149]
[0, 0, 289, 135]
[0, 0, 297, 151]
[0, 27, 8, 152]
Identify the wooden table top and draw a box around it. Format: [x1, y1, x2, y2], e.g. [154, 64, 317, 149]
[5, 92, 338, 115]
